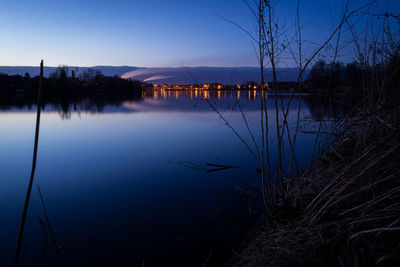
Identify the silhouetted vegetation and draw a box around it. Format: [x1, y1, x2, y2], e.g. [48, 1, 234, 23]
[226, 0, 400, 266]
[305, 52, 400, 105]
[0, 67, 143, 98]
[306, 60, 346, 92]
[0, 67, 144, 119]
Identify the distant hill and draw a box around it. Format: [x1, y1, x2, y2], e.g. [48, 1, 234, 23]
[0, 66, 306, 84]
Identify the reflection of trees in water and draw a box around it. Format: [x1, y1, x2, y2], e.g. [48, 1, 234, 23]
[302, 95, 344, 121]
[0, 93, 144, 119]
[1, 91, 346, 122]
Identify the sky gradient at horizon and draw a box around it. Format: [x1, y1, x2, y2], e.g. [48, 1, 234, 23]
[0, 0, 398, 67]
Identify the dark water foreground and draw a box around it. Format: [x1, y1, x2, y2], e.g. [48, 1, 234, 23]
[0, 90, 338, 266]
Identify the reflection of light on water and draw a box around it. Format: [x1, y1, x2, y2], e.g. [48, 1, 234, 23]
[142, 89, 267, 101]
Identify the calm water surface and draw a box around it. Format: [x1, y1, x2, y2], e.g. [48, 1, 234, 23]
[0, 90, 328, 266]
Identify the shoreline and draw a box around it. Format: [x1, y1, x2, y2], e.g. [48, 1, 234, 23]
[230, 102, 400, 266]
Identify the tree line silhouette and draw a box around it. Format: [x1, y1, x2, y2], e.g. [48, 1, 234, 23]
[0, 66, 144, 116]
[0, 65, 143, 98]
[305, 53, 400, 104]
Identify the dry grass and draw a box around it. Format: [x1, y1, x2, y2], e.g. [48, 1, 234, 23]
[230, 103, 400, 266]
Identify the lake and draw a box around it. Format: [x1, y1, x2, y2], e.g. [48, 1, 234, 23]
[0, 90, 331, 266]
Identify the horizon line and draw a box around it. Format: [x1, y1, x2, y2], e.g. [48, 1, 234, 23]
[0, 65, 300, 69]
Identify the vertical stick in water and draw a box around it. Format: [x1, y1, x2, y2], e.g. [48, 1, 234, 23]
[14, 60, 43, 267]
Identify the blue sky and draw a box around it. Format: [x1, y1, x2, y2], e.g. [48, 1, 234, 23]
[0, 0, 398, 67]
